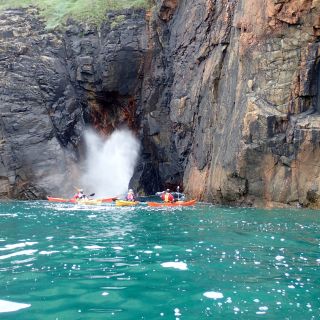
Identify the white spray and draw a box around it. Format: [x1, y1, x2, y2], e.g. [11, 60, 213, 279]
[80, 128, 140, 198]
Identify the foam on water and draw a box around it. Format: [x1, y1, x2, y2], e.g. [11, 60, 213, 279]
[161, 262, 188, 270]
[203, 292, 224, 299]
[259, 306, 268, 311]
[0, 300, 31, 313]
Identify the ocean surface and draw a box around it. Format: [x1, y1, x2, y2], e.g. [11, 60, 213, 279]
[0, 201, 319, 319]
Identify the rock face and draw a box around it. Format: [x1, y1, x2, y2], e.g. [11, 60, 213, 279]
[0, 8, 80, 198]
[138, 0, 320, 207]
[0, 7, 147, 198]
[0, 1, 320, 208]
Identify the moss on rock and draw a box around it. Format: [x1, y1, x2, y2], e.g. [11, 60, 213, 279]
[0, 0, 151, 29]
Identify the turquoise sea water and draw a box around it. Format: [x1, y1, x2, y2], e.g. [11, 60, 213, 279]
[0, 201, 319, 319]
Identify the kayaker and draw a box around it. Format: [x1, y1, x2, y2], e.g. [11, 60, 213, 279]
[161, 189, 174, 203]
[73, 189, 87, 200]
[126, 189, 136, 201]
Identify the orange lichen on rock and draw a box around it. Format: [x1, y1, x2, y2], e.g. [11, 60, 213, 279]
[274, 0, 313, 25]
[183, 157, 208, 201]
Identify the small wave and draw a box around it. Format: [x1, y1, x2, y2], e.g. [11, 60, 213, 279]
[11, 257, 36, 264]
[0, 214, 17, 217]
[0, 242, 38, 251]
[39, 251, 60, 255]
[0, 249, 38, 260]
[112, 246, 124, 250]
[84, 245, 105, 250]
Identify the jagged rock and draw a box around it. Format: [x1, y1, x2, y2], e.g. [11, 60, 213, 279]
[219, 173, 248, 203]
[306, 188, 320, 203]
[158, 0, 179, 22]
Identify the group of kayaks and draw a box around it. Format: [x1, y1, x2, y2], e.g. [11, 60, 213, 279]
[47, 197, 197, 207]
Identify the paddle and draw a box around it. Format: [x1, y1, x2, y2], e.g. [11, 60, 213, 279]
[177, 186, 180, 201]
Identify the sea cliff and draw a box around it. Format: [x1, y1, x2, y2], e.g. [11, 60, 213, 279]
[0, 0, 320, 207]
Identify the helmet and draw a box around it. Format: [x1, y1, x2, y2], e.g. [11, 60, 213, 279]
[129, 189, 133, 193]
[79, 189, 83, 192]
[166, 189, 170, 192]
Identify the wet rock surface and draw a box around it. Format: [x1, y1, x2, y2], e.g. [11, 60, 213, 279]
[0, 7, 147, 198]
[1, 1, 320, 208]
[0, 8, 78, 198]
[141, 0, 320, 207]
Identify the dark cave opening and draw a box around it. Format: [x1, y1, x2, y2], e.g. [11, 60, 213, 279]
[84, 91, 138, 135]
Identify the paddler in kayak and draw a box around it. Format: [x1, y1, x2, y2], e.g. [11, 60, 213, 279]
[73, 189, 87, 200]
[161, 189, 174, 203]
[125, 189, 136, 201]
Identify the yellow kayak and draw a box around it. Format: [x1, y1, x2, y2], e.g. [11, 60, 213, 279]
[115, 200, 139, 207]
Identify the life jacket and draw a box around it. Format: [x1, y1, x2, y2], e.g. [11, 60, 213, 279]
[126, 193, 134, 201]
[164, 193, 173, 202]
[75, 192, 85, 199]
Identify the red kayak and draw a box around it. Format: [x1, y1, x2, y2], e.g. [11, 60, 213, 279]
[147, 199, 197, 207]
[47, 196, 117, 203]
[47, 197, 69, 203]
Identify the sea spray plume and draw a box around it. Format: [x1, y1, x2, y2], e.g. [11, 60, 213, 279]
[81, 128, 140, 198]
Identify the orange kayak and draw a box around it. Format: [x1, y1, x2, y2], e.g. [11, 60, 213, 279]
[47, 196, 116, 203]
[147, 199, 197, 207]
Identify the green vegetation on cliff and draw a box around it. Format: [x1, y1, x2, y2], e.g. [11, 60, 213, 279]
[0, 0, 151, 28]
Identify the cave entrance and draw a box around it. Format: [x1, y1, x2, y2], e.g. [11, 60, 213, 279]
[85, 91, 137, 135]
